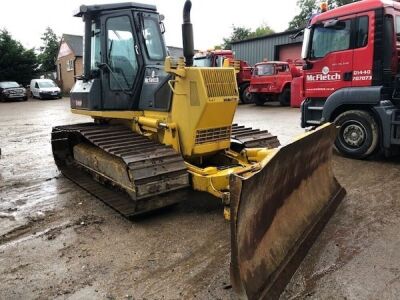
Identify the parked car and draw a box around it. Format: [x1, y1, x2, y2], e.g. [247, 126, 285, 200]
[30, 79, 62, 100]
[0, 81, 28, 102]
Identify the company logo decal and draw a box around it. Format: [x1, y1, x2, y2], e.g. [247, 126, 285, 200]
[144, 70, 160, 84]
[306, 72, 341, 82]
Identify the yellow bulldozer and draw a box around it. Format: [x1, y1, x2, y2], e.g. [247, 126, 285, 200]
[51, 1, 345, 298]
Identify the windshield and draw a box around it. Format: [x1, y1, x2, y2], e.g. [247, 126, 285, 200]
[142, 15, 165, 61]
[254, 64, 275, 76]
[193, 57, 212, 67]
[310, 20, 351, 58]
[39, 81, 57, 88]
[0, 82, 19, 88]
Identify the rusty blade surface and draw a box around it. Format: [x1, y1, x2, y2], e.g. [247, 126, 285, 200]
[230, 123, 346, 300]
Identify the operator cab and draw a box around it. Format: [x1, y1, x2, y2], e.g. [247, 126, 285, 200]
[71, 3, 172, 112]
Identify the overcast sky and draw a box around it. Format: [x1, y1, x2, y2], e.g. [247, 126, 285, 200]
[0, 0, 300, 50]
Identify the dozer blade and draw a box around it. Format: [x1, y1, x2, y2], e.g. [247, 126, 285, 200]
[230, 123, 346, 300]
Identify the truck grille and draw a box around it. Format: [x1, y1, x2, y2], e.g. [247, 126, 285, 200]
[195, 126, 231, 144]
[201, 69, 237, 98]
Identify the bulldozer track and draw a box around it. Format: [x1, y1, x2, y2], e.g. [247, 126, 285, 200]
[50, 123, 279, 217]
[231, 124, 280, 149]
[51, 123, 189, 217]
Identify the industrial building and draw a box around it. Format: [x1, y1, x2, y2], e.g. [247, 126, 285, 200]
[231, 29, 304, 66]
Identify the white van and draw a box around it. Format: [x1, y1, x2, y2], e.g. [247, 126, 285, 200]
[30, 79, 62, 100]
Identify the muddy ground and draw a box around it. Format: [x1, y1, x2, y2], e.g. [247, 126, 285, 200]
[0, 98, 399, 300]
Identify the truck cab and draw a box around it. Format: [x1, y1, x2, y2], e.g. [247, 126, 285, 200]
[249, 61, 301, 106]
[193, 50, 253, 103]
[301, 0, 400, 158]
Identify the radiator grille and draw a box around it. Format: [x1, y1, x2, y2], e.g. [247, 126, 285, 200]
[195, 126, 231, 144]
[201, 69, 238, 98]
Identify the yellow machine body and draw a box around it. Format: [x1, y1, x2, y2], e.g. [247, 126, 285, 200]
[71, 58, 270, 202]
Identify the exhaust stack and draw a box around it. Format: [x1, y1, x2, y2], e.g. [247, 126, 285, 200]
[182, 0, 194, 66]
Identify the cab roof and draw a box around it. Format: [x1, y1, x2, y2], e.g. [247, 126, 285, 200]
[255, 61, 288, 66]
[74, 2, 156, 17]
[311, 0, 400, 24]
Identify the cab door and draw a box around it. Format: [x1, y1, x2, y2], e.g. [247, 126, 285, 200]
[304, 15, 355, 98]
[101, 12, 144, 110]
[352, 12, 374, 87]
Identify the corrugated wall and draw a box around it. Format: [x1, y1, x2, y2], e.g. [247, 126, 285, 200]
[232, 33, 303, 66]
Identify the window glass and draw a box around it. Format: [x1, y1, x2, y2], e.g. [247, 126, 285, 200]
[91, 20, 101, 69]
[254, 64, 275, 76]
[106, 16, 138, 90]
[35, 82, 39, 88]
[310, 19, 351, 58]
[0, 82, 19, 88]
[277, 64, 289, 73]
[142, 17, 165, 60]
[396, 16, 400, 41]
[193, 56, 212, 67]
[355, 16, 369, 48]
[39, 81, 56, 88]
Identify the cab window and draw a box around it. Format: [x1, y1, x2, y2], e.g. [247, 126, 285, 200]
[254, 64, 275, 76]
[355, 16, 369, 48]
[106, 16, 139, 90]
[396, 15, 400, 41]
[142, 16, 165, 61]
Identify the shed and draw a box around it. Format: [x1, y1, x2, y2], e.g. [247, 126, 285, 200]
[231, 29, 304, 66]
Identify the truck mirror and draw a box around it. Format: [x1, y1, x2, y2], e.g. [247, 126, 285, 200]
[301, 28, 311, 59]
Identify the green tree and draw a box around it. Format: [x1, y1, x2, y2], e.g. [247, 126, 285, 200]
[288, 0, 359, 30]
[249, 23, 275, 38]
[222, 26, 252, 50]
[38, 27, 59, 72]
[0, 29, 38, 86]
[288, 0, 317, 30]
[221, 24, 275, 50]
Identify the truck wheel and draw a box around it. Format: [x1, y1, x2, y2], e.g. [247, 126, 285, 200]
[334, 110, 379, 159]
[279, 87, 291, 106]
[240, 84, 253, 104]
[253, 94, 266, 106]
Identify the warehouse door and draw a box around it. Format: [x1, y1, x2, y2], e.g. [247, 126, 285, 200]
[277, 43, 302, 61]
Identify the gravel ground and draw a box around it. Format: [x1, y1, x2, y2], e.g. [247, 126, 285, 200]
[0, 98, 399, 299]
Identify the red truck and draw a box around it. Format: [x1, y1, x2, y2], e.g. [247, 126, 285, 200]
[301, 0, 400, 158]
[193, 50, 253, 103]
[249, 61, 302, 106]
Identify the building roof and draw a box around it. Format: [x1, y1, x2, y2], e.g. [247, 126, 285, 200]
[62, 34, 83, 57]
[231, 28, 303, 45]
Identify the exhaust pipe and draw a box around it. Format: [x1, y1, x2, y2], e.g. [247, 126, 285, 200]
[182, 0, 194, 66]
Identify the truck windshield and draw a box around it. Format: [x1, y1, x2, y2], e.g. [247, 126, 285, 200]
[254, 64, 275, 76]
[193, 57, 212, 67]
[310, 20, 351, 58]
